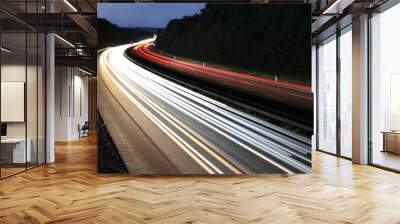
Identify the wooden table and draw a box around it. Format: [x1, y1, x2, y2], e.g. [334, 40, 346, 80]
[1, 138, 31, 164]
[382, 131, 400, 154]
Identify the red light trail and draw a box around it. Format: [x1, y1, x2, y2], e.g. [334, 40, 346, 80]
[132, 42, 313, 109]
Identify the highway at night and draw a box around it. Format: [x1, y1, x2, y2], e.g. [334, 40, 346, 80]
[98, 38, 312, 175]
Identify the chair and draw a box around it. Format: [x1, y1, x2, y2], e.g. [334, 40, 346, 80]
[79, 121, 90, 138]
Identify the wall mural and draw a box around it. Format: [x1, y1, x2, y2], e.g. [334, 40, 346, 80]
[97, 3, 312, 175]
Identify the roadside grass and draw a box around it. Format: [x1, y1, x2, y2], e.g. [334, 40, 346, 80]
[151, 47, 311, 86]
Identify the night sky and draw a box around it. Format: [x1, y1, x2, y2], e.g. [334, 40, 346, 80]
[98, 3, 206, 28]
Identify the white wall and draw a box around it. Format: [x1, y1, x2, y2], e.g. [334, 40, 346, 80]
[55, 66, 70, 141]
[1, 64, 34, 138]
[55, 67, 89, 141]
[1, 65, 26, 142]
[1, 63, 46, 164]
[1, 82, 25, 122]
[72, 72, 89, 137]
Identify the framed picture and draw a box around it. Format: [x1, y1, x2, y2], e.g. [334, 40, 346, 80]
[97, 3, 312, 175]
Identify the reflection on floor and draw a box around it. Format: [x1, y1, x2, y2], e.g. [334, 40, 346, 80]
[1, 163, 42, 178]
[373, 150, 400, 171]
[0, 167, 25, 178]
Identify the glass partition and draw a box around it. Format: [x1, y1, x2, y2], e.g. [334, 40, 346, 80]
[0, 31, 28, 177]
[0, 1, 46, 179]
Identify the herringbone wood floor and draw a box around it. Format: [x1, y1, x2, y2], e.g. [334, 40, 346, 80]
[1, 135, 400, 224]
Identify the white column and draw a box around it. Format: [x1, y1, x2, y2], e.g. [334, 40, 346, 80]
[46, 33, 55, 163]
[352, 14, 369, 164]
[45, 0, 55, 163]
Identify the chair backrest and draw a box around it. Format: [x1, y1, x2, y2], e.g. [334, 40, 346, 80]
[82, 121, 90, 129]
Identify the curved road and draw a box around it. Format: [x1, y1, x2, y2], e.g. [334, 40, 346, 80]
[98, 38, 311, 175]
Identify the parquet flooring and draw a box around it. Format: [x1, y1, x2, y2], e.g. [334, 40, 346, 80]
[1, 135, 400, 223]
[1, 167, 26, 178]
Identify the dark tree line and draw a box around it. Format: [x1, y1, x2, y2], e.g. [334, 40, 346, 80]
[98, 18, 153, 49]
[155, 5, 311, 84]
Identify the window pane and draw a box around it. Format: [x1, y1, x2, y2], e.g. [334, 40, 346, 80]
[371, 3, 400, 171]
[318, 36, 337, 154]
[340, 29, 352, 158]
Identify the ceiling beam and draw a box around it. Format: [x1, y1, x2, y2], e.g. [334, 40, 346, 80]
[67, 13, 97, 47]
[55, 55, 96, 72]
